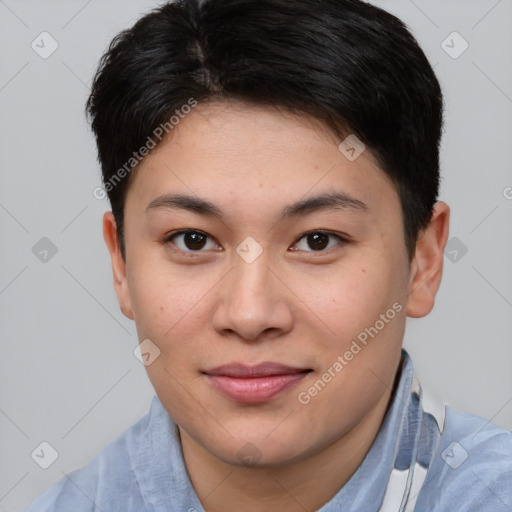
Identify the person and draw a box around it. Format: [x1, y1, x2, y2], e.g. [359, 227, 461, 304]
[26, 0, 512, 510]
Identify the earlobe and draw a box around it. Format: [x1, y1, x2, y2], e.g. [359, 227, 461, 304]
[406, 202, 450, 318]
[102, 211, 135, 320]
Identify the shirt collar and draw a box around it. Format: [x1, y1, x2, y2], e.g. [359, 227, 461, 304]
[318, 349, 416, 511]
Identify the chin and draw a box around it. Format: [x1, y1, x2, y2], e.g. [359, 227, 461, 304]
[209, 431, 311, 469]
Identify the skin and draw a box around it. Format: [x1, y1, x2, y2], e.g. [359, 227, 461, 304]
[103, 100, 450, 512]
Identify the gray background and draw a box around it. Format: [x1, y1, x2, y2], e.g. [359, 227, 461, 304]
[0, 0, 511, 510]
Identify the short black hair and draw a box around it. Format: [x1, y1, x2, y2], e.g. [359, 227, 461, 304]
[86, 0, 444, 261]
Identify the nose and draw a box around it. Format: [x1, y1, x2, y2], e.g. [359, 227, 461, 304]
[211, 254, 294, 342]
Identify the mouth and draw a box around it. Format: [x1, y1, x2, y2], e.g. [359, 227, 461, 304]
[203, 363, 313, 404]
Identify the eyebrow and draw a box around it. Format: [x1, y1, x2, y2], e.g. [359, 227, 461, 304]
[144, 191, 369, 220]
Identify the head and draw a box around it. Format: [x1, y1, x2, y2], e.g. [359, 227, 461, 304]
[87, 0, 449, 468]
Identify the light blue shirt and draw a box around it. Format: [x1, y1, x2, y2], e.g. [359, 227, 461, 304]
[26, 350, 512, 511]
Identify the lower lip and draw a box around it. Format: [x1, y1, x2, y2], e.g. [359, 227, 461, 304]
[206, 373, 309, 403]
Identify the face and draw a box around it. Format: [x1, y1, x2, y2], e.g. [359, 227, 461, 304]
[105, 100, 441, 468]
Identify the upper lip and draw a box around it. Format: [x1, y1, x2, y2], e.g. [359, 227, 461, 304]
[204, 363, 311, 378]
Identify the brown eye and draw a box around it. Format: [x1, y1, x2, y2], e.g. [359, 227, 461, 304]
[165, 230, 218, 252]
[292, 231, 347, 252]
[306, 232, 330, 251]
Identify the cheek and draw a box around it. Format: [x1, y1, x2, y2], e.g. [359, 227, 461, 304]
[299, 262, 402, 339]
[127, 258, 208, 337]
[127, 262, 225, 391]
[127, 266, 210, 416]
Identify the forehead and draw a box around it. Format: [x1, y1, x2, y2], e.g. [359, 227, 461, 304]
[126, 100, 399, 220]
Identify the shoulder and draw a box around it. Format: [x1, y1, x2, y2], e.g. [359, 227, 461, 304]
[416, 405, 512, 511]
[25, 401, 157, 512]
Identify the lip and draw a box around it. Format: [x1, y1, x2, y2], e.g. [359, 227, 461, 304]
[203, 363, 311, 403]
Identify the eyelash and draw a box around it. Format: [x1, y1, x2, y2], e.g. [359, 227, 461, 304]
[163, 229, 350, 255]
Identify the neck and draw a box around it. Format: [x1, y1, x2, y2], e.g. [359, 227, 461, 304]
[179, 386, 393, 512]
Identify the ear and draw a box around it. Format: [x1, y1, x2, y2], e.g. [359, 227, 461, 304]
[103, 211, 134, 320]
[406, 201, 450, 318]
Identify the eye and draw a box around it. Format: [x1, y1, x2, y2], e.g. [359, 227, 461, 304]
[291, 231, 348, 252]
[164, 230, 220, 252]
